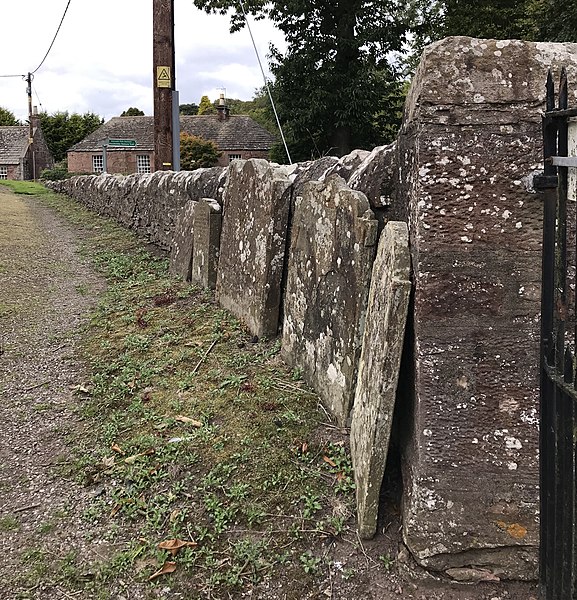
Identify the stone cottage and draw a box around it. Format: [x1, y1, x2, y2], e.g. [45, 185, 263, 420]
[67, 107, 276, 174]
[0, 118, 53, 180]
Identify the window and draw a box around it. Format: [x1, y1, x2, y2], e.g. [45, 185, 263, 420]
[228, 153, 242, 163]
[92, 154, 104, 173]
[137, 155, 151, 174]
[0, 166, 7, 180]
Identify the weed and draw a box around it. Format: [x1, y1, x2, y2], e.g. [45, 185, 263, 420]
[0, 515, 18, 531]
[299, 550, 322, 574]
[379, 552, 396, 571]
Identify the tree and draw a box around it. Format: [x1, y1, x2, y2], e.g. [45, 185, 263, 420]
[0, 107, 20, 126]
[197, 95, 216, 115]
[120, 107, 145, 116]
[409, 0, 577, 52]
[180, 133, 221, 169]
[180, 103, 199, 115]
[38, 111, 103, 162]
[192, 0, 411, 161]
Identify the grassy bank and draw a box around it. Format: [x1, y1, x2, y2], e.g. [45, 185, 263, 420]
[6, 181, 363, 599]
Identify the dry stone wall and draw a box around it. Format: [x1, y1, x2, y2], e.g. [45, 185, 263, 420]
[48, 168, 225, 250]
[45, 36, 577, 583]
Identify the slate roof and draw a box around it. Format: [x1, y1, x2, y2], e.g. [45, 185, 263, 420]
[68, 115, 276, 152]
[0, 127, 29, 165]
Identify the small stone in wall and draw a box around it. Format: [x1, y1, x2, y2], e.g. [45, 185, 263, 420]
[191, 198, 221, 290]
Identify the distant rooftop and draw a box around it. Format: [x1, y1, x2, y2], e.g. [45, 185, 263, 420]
[68, 115, 276, 152]
[0, 127, 29, 164]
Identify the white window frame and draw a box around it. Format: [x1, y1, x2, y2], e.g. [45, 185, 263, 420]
[92, 154, 104, 173]
[137, 155, 151, 174]
[0, 166, 7, 180]
[228, 153, 242, 163]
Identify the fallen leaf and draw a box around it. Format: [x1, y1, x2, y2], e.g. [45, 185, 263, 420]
[336, 471, 345, 482]
[323, 455, 337, 467]
[110, 503, 122, 518]
[102, 456, 115, 468]
[111, 443, 124, 455]
[175, 415, 202, 427]
[148, 561, 177, 581]
[301, 442, 308, 453]
[158, 538, 197, 556]
[124, 448, 155, 464]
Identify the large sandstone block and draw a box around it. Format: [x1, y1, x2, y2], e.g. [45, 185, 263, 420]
[281, 175, 378, 426]
[398, 36, 577, 580]
[350, 221, 411, 539]
[216, 159, 291, 338]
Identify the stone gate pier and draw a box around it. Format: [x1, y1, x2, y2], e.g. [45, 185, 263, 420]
[397, 37, 577, 579]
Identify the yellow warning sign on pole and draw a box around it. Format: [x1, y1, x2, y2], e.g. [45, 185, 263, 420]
[156, 66, 171, 88]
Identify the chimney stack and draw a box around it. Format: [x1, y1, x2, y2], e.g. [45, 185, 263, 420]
[216, 92, 229, 121]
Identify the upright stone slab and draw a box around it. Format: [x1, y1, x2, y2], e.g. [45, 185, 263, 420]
[216, 159, 291, 338]
[350, 221, 411, 539]
[191, 198, 221, 289]
[348, 143, 397, 210]
[281, 175, 378, 426]
[169, 199, 196, 280]
[398, 37, 577, 580]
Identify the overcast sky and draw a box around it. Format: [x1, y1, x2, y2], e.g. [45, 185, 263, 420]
[0, 0, 285, 122]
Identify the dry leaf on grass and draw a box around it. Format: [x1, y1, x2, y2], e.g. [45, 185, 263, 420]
[323, 455, 337, 467]
[158, 538, 198, 556]
[111, 443, 124, 454]
[124, 448, 155, 464]
[174, 415, 202, 427]
[148, 561, 177, 581]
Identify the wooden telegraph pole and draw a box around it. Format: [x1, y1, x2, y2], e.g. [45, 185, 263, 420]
[153, 0, 175, 171]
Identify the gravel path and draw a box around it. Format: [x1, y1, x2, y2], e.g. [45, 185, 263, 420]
[0, 189, 108, 598]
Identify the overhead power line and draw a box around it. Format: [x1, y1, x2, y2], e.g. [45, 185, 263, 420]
[32, 0, 72, 74]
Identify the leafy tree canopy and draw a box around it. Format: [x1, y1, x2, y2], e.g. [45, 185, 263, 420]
[180, 133, 221, 170]
[0, 107, 20, 126]
[197, 95, 216, 115]
[180, 103, 199, 115]
[410, 0, 577, 54]
[38, 111, 103, 163]
[120, 107, 145, 116]
[192, 0, 411, 161]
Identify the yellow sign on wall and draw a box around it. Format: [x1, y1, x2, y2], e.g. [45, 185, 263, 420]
[157, 66, 171, 88]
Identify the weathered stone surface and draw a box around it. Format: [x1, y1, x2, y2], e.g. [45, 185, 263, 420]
[398, 37, 577, 578]
[348, 143, 397, 210]
[321, 149, 371, 182]
[281, 175, 378, 426]
[191, 198, 221, 289]
[169, 199, 197, 280]
[350, 221, 411, 539]
[290, 156, 340, 198]
[216, 159, 291, 338]
[46, 167, 226, 252]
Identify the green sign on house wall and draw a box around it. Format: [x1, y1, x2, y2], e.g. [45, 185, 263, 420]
[108, 139, 136, 147]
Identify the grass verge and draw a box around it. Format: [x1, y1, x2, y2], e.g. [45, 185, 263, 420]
[15, 182, 360, 599]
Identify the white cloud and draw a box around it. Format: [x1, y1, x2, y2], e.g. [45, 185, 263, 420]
[0, 0, 284, 121]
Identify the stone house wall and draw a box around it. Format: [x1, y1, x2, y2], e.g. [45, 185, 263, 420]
[47, 37, 577, 582]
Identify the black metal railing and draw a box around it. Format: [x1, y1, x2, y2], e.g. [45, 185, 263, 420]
[536, 68, 577, 600]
